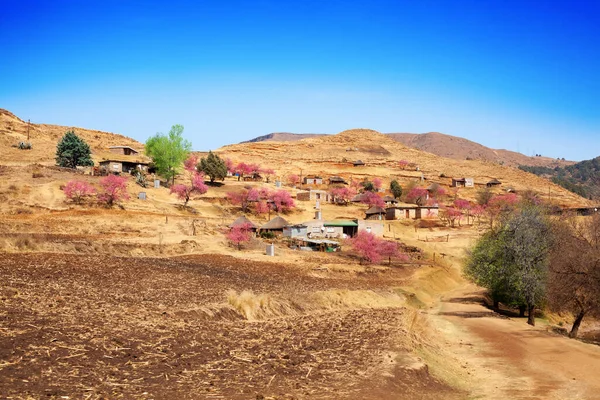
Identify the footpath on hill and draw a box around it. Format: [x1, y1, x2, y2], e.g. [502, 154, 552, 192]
[428, 283, 600, 399]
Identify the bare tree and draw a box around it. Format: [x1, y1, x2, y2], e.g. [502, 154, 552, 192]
[549, 214, 600, 338]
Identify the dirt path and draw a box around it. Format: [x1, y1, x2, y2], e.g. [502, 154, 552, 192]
[429, 284, 600, 399]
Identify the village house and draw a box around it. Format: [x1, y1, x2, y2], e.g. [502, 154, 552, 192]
[365, 206, 386, 220]
[382, 195, 398, 205]
[328, 176, 348, 185]
[353, 160, 365, 167]
[357, 219, 384, 236]
[386, 204, 440, 220]
[98, 158, 150, 175]
[302, 175, 323, 185]
[109, 146, 139, 156]
[451, 177, 474, 188]
[487, 178, 502, 188]
[259, 216, 289, 236]
[296, 190, 332, 202]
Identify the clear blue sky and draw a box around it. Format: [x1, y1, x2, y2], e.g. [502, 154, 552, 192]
[1, 0, 598, 160]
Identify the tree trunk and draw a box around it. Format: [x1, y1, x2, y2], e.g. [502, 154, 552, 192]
[569, 310, 586, 338]
[527, 304, 535, 326]
[519, 305, 526, 317]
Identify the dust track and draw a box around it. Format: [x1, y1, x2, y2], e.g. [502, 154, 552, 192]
[431, 284, 600, 399]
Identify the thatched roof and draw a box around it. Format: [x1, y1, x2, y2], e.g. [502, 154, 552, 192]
[229, 215, 258, 230]
[382, 195, 397, 203]
[261, 216, 289, 230]
[353, 160, 365, 165]
[329, 176, 347, 183]
[487, 178, 502, 185]
[351, 193, 368, 202]
[365, 206, 386, 215]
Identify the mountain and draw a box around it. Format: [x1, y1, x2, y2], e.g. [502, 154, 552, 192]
[520, 157, 600, 200]
[221, 128, 588, 207]
[241, 132, 326, 143]
[0, 108, 144, 165]
[241, 131, 574, 168]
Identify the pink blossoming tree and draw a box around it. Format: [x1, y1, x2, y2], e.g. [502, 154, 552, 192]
[226, 222, 253, 250]
[98, 175, 130, 207]
[63, 180, 96, 204]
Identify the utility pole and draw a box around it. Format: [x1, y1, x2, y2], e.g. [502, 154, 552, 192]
[27, 119, 30, 141]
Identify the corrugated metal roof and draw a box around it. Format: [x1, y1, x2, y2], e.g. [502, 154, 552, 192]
[323, 220, 358, 227]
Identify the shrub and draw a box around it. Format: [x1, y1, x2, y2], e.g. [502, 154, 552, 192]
[260, 231, 275, 239]
[63, 180, 96, 204]
[98, 175, 129, 207]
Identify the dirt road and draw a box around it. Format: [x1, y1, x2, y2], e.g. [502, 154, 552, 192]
[430, 284, 600, 400]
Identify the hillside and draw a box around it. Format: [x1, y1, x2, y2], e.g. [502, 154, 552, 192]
[0, 108, 145, 165]
[520, 157, 600, 199]
[242, 131, 574, 168]
[221, 128, 588, 208]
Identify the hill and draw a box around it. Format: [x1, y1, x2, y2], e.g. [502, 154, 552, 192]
[241, 131, 574, 168]
[221, 128, 588, 207]
[520, 157, 600, 199]
[0, 108, 145, 165]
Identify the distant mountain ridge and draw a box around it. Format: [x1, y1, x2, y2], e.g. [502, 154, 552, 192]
[520, 158, 600, 200]
[241, 132, 326, 143]
[241, 131, 574, 168]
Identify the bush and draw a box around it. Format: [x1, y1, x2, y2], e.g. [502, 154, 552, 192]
[260, 231, 275, 239]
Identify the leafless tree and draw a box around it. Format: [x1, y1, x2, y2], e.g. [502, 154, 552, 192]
[549, 214, 600, 338]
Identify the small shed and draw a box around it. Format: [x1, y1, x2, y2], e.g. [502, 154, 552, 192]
[365, 206, 386, 220]
[451, 178, 466, 188]
[260, 216, 289, 235]
[487, 178, 502, 187]
[353, 160, 365, 167]
[109, 146, 139, 156]
[303, 175, 323, 185]
[229, 215, 259, 232]
[328, 176, 348, 185]
[296, 190, 331, 202]
[294, 238, 341, 252]
[283, 224, 308, 239]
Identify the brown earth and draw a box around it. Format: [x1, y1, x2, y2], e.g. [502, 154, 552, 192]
[0, 252, 462, 400]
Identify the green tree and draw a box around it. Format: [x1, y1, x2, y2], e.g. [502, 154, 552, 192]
[465, 207, 552, 325]
[145, 125, 192, 185]
[55, 131, 94, 169]
[198, 151, 227, 183]
[390, 180, 402, 199]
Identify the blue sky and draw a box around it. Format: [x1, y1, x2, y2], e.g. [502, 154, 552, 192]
[1, 0, 598, 160]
